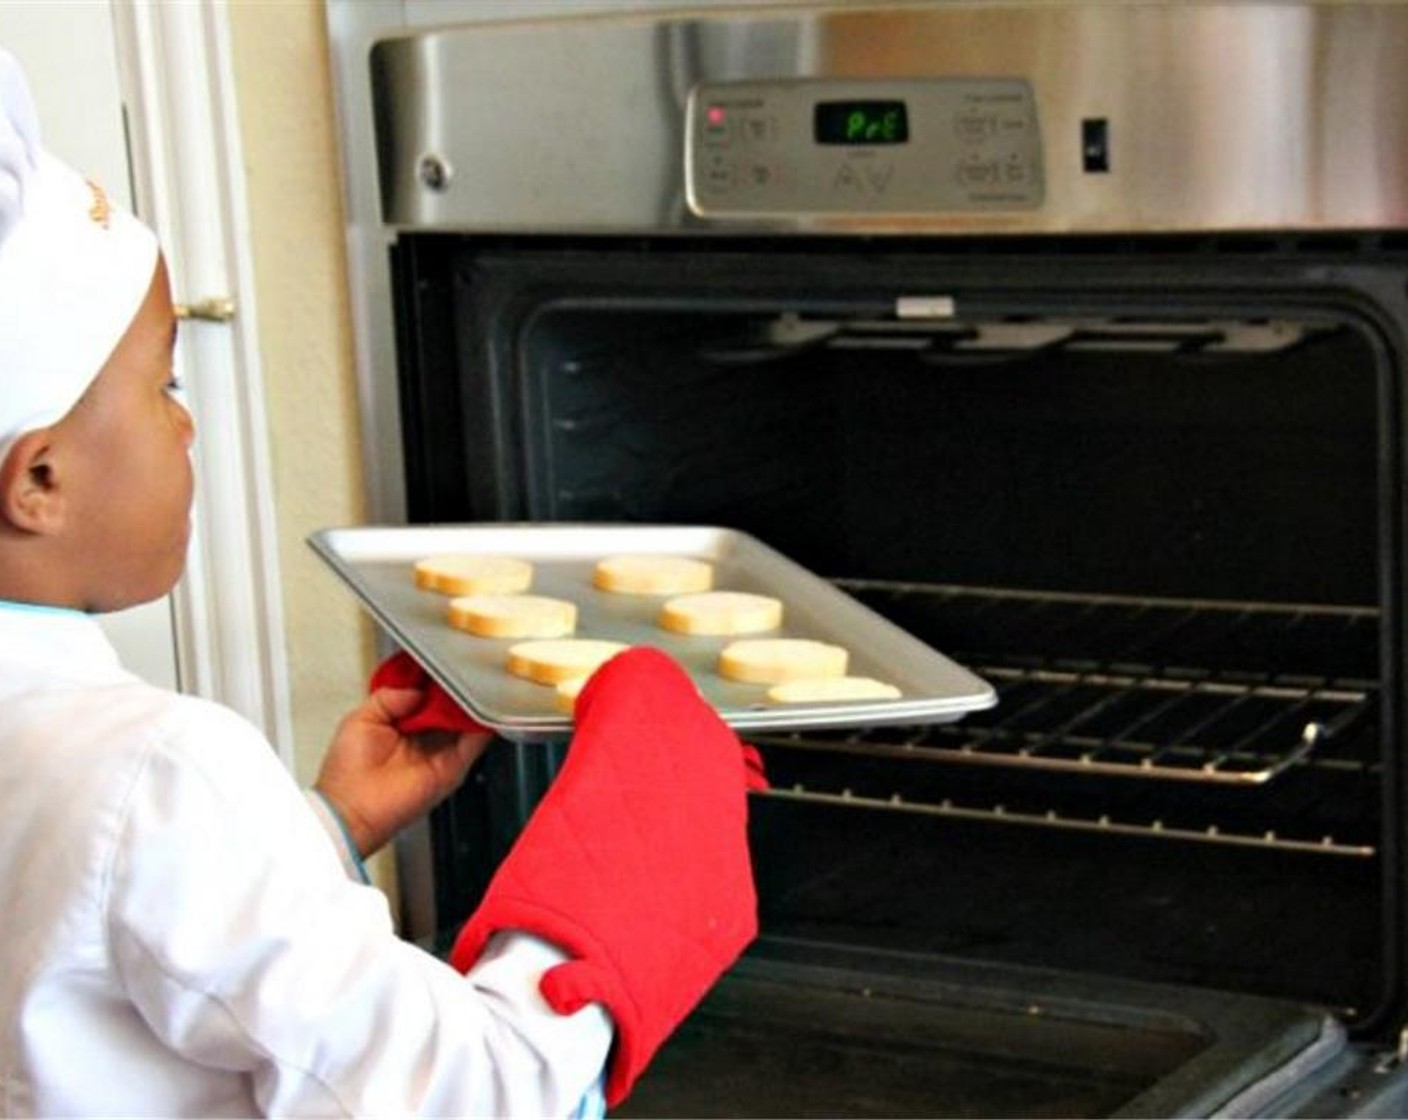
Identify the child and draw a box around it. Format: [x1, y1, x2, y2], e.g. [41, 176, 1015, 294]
[0, 47, 759, 1117]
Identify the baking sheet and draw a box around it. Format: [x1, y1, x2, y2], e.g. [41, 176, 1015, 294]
[309, 523, 996, 741]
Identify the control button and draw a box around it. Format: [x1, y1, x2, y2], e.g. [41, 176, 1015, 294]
[702, 154, 735, 193]
[704, 170, 735, 193]
[863, 163, 895, 194]
[957, 157, 1000, 188]
[833, 164, 863, 192]
[740, 115, 776, 144]
[955, 112, 997, 144]
[703, 104, 731, 146]
[746, 163, 772, 188]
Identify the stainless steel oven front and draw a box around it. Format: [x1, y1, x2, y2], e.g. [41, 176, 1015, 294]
[326, 3, 1408, 1115]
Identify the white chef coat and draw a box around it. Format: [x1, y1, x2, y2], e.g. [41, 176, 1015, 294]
[0, 603, 611, 1117]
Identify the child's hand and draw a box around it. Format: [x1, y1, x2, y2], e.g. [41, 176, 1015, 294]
[314, 687, 492, 858]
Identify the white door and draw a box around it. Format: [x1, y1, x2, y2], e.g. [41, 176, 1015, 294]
[0, 5, 292, 763]
[0, 2, 179, 689]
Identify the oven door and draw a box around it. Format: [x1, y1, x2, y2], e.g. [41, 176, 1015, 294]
[619, 939, 1388, 1119]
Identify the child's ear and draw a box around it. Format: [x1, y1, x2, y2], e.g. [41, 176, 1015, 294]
[0, 429, 65, 535]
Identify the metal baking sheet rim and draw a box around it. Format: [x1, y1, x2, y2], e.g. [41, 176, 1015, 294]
[309, 524, 998, 742]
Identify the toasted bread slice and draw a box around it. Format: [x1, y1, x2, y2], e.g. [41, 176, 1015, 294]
[448, 594, 577, 639]
[414, 554, 533, 596]
[593, 554, 714, 596]
[717, 638, 849, 685]
[507, 638, 630, 685]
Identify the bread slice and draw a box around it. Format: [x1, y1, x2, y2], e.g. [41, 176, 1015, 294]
[554, 674, 590, 714]
[593, 554, 714, 596]
[767, 676, 902, 704]
[659, 591, 783, 636]
[507, 638, 630, 685]
[717, 638, 849, 685]
[414, 554, 533, 596]
[448, 594, 577, 639]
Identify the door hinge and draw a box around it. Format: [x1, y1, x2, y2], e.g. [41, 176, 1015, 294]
[175, 296, 236, 323]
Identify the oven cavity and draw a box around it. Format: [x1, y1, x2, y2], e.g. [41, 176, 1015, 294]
[394, 242, 1395, 1028]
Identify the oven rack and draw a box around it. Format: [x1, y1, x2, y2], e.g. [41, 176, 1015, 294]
[751, 667, 1372, 786]
[757, 783, 1377, 859]
[815, 581, 1381, 788]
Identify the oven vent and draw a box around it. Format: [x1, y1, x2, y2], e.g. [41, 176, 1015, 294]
[749, 584, 1379, 859]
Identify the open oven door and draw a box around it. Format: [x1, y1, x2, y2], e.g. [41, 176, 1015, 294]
[616, 938, 1408, 1119]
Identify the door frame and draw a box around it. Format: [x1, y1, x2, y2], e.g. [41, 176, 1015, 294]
[112, 1, 294, 765]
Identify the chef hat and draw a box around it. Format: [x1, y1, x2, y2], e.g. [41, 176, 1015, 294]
[0, 47, 159, 465]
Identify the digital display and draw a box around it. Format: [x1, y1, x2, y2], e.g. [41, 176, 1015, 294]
[814, 100, 910, 145]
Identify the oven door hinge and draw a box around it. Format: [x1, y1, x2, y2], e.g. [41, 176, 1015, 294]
[895, 295, 956, 320]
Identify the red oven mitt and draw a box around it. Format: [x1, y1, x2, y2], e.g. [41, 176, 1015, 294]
[448, 646, 765, 1107]
[369, 650, 491, 736]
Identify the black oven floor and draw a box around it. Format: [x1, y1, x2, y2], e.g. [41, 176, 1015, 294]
[612, 939, 1336, 1119]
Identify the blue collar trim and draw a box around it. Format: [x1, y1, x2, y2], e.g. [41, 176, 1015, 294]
[0, 599, 87, 619]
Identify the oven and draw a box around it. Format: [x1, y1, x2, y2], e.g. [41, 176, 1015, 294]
[325, 2, 1408, 1115]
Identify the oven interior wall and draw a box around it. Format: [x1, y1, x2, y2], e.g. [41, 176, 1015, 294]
[519, 308, 1377, 606]
[395, 241, 1395, 1030]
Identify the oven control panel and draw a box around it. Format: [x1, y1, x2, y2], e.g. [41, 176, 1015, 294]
[685, 79, 1044, 219]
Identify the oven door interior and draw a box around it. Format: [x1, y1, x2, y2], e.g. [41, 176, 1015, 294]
[619, 938, 1352, 1119]
[394, 238, 1408, 1116]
